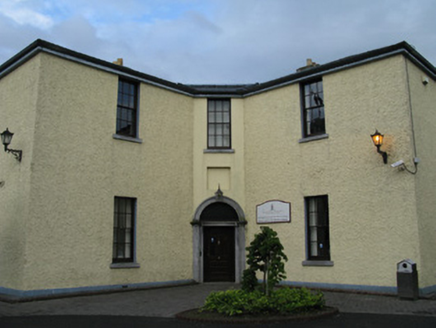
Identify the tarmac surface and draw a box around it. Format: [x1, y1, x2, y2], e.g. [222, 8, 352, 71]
[1, 283, 436, 327]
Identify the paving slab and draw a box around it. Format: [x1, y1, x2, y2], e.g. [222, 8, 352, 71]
[1, 282, 436, 318]
[0, 283, 236, 318]
[323, 291, 436, 316]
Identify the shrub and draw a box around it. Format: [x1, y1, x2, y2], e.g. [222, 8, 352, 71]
[241, 268, 258, 292]
[269, 287, 325, 313]
[201, 289, 264, 316]
[201, 287, 325, 316]
[243, 227, 288, 295]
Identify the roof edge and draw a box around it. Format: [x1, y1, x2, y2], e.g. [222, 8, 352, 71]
[1, 40, 435, 96]
[0, 39, 197, 95]
[242, 41, 436, 95]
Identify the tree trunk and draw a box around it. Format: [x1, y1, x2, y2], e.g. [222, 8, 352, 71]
[265, 259, 269, 296]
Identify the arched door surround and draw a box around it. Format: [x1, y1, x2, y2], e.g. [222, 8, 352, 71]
[191, 189, 246, 283]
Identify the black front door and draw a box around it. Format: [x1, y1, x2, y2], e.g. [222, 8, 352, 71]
[203, 227, 235, 282]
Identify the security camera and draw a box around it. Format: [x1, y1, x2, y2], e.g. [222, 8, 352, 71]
[391, 160, 404, 168]
[422, 76, 429, 85]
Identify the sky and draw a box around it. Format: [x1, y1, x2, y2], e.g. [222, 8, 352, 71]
[0, 0, 435, 84]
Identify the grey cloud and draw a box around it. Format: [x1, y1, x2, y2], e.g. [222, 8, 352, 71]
[0, 0, 436, 84]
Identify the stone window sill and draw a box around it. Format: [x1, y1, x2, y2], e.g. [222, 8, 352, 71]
[203, 149, 235, 153]
[302, 260, 334, 267]
[298, 134, 329, 144]
[113, 134, 143, 144]
[110, 262, 141, 269]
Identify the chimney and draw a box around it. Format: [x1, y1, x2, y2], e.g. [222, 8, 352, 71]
[296, 58, 319, 72]
[113, 58, 123, 66]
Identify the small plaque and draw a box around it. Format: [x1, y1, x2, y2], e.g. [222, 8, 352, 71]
[256, 200, 291, 224]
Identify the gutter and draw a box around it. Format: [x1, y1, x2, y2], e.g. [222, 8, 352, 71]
[1, 40, 435, 98]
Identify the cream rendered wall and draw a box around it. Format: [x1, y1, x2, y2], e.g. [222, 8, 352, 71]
[19, 53, 193, 291]
[0, 55, 41, 291]
[405, 58, 436, 290]
[3, 48, 434, 295]
[243, 55, 421, 290]
[193, 98, 245, 210]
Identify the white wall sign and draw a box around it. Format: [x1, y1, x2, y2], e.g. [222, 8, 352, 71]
[256, 200, 291, 224]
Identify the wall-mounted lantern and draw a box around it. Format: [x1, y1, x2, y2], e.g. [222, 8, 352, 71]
[1, 128, 22, 162]
[371, 130, 388, 164]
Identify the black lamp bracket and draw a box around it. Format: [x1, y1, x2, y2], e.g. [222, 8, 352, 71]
[376, 146, 388, 164]
[5, 147, 22, 162]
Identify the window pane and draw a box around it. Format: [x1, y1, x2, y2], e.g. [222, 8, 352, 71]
[223, 101, 230, 112]
[123, 82, 130, 94]
[310, 228, 317, 242]
[120, 122, 128, 134]
[309, 198, 316, 212]
[116, 80, 137, 137]
[302, 80, 325, 137]
[309, 213, 317, 227]
[119, 198, 126, 210]
[122, 94, 129, 107]
[305, 84, 311, 95]
[319, 107, 325, 119]
[121, 108, 127, 121]
[306, 196, 329, 261]
[125, 243, 131, 258]
[305, 95, 311, 108]
[223, 136, 230, 147]
[317, 93, 324, 105]
[223, 124, 230, 136]
[310, 109, 325, 134]
[125, 229, 131, 242]
[113, 197, 135, 262]
[126, 199, 132, 213]
[208, 125, 215, 135]
[318, 200, 328, 225]
[208, 101, 215, 112]
[117, 245, 123, 258]
[310, 242, 318, 256]
[216, 125, 223, 135]
[311, 94, 317, 107]
[127, 110, 133, 124]
[113, 213, 118, 228]
[216, 136, 223, 147]
[216, 111, 223, 123]
[207, 99, 231, 149]
[317, 81, 323, 92]
[306, 110, 312, 135]
[113, 228, 118, 242]
[208, 136, 215, 147]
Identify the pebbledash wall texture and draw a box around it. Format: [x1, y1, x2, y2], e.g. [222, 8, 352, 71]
[0, 40, 435, 300]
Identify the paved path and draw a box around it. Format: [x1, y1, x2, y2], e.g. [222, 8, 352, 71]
[0, 283, 233, 318]
[323, 290, 436, 317]
[1, 282, 436, 318]
[1, 313, 436, 328]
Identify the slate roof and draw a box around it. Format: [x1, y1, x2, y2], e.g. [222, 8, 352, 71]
[1, 39, 435, 97]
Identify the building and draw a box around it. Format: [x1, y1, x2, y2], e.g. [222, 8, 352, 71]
[0, 40, 435, 300]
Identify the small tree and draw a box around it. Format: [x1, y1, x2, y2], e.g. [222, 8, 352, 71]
[242, 226, 288, 296]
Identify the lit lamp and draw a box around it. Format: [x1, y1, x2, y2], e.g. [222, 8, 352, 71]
[1, 128, 22, 162]
[371, 130, 387, 164]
